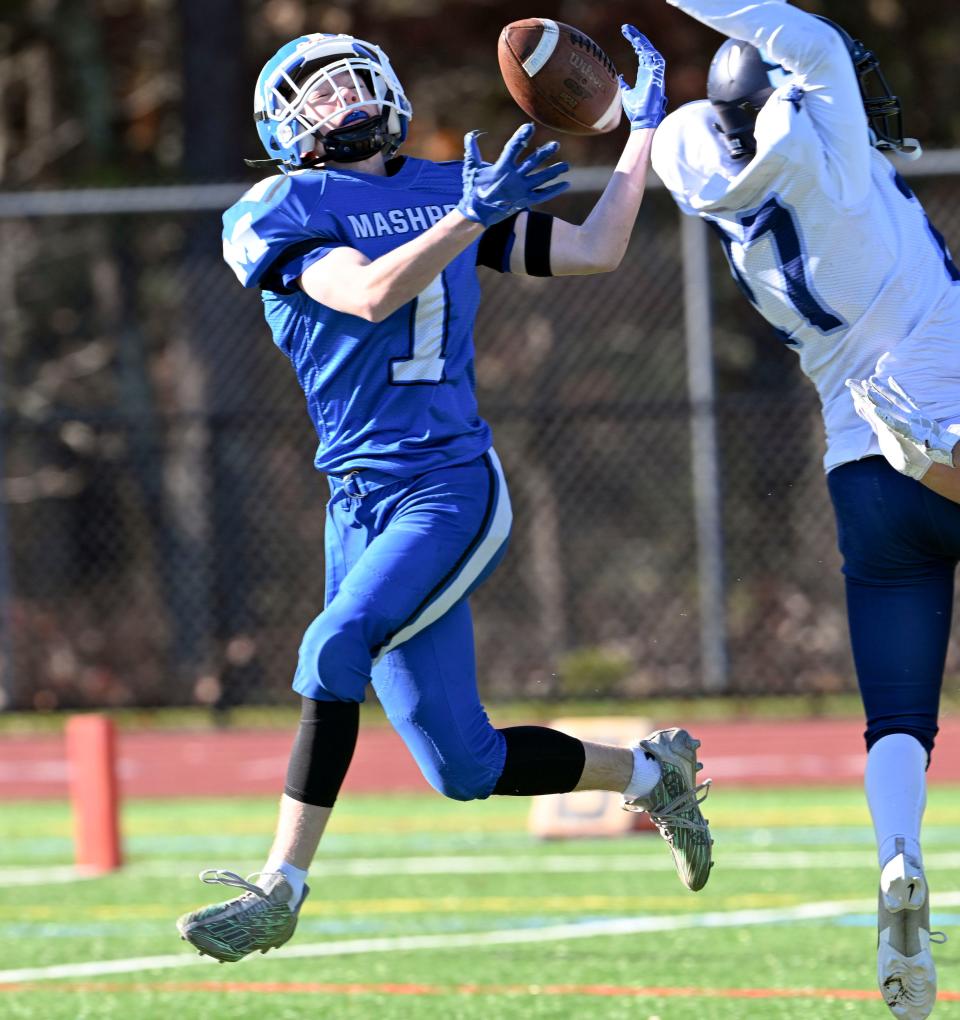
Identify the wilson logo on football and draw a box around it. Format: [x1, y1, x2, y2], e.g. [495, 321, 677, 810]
[569, 53, 604, 90]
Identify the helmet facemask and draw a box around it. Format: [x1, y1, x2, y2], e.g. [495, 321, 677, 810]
[848, 42, 907, 152]
[814, 17, 920, 158]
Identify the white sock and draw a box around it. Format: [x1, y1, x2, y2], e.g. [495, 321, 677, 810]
[864, 733, 927, 869]
[264, 856, 308, 908]
[622, 748, 662, 802]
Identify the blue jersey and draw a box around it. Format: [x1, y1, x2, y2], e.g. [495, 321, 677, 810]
[222, 157, 510, 477]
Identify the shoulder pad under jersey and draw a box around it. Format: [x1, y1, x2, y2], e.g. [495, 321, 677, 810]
[222, 174, 327, 288]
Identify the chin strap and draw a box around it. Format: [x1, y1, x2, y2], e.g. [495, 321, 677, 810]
[319, 111, 392, 163]
[245, 111, 394, 172]
[243, 154, 323, 171]
[244, 156, 288, 169]
[870, 125, 924, 163]
[893, 137, 923, 161]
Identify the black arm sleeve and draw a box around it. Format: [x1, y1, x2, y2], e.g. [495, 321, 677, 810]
[476, 213, 520, 273]
[523, 211, 553, 277]
[475, 211, 555, 276]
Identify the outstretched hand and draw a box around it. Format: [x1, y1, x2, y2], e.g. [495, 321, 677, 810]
[457, 123, 570, 228]
[618, 25, 667, 131]
[863, 376, 957, 464]
[846, 377, 950, 481]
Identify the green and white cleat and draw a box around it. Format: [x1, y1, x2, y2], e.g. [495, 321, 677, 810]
[877, 841, 946, 1019]
[623, 727, 714, 892]
[176, 870, 309, 963]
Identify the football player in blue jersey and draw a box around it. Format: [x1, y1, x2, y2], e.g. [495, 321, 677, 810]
[651, 2, 958, 1016]
[176, 26, 715, 964]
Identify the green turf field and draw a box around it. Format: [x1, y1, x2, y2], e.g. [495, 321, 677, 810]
[3, 788, 959, 1019]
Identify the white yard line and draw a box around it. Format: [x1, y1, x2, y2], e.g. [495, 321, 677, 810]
[4, 892, 960, 986]
[8, 849, 960, 886]
[0, 865, 101, 886]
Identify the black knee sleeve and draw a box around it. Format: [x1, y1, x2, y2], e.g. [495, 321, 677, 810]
[283, 697, 360, 808]
[492, 725, 586, 796]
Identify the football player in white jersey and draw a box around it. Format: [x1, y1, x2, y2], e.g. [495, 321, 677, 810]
[651, 2, 958, 1017]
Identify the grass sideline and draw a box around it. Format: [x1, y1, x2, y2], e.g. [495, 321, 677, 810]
[3, 788, 959, 1019]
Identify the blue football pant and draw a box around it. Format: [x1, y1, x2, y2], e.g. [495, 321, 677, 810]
[828, 456, 960, 758]
[293, 451, 512, 800]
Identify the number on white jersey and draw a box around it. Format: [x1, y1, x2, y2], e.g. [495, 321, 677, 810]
[893, 172, 960, 284]
[713, 196, 846, 341]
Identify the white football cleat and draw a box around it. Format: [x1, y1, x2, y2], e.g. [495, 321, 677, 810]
[876, 839, 946, 1020]
[623, 727, 713, 891]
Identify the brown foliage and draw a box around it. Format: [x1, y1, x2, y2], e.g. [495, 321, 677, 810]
[0, 0, 958, 186]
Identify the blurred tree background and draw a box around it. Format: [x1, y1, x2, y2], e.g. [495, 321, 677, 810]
[1, 0, 958, 189]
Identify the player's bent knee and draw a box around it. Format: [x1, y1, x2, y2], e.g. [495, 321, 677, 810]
[422, 763, 496, 802]
[296, 611, 373, 702]
[389, 720, 502, 801]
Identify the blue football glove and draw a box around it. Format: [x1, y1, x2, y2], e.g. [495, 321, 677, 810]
[618, 25, 667, 130]
[457, 123, 570, 228]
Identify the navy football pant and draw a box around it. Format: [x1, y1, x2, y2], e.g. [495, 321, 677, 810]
[293, 451, 512, 800]
[828, 457, 960, 759]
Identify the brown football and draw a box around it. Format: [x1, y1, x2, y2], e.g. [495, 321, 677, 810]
[498, 18, 622, 135]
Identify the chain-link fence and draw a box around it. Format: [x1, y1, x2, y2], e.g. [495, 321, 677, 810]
[3, 159, 960, 711]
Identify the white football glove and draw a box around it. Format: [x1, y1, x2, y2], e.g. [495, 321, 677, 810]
[867, 377, 958, 465]
[846, 378, 935, 480]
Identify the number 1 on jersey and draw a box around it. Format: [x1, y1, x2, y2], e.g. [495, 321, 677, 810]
[390, 274, 448, 384]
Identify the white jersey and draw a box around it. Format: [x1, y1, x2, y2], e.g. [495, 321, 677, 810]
[652, 0, 960, 471]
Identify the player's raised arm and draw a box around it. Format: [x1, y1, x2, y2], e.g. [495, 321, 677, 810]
[507, 26, 666, 278]
[299, 123, 568, 321]
[661, 1, 878, 194]
[664, 0, 848, 79]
